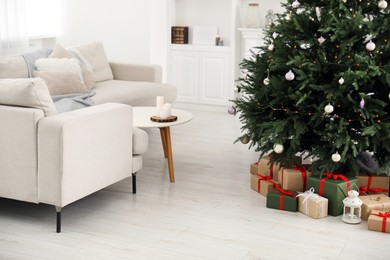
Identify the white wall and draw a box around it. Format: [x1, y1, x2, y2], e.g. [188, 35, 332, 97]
[58, 0, 150, 63]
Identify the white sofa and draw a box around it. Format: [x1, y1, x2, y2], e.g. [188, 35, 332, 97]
[0, 42, 177, 232]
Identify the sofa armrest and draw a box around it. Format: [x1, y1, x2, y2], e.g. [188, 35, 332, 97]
[109, 62, 162, 83]
[37, 103, 133, 207]
[0, 105, 45, 203]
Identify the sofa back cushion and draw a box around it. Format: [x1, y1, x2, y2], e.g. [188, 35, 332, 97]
[0, 78, 57, 116]
[75, 42, 114, 83]
[0, 55, 29, 78]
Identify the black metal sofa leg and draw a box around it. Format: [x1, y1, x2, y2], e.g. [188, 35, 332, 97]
[55, 206, 62, 233]
[132, 172, 137, 194]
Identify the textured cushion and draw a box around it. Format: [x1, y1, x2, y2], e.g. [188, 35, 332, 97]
[49, 44, 96, 91]
[35, 58, 83, 79]
[0, 55, 29, 78]
[33, 70, 89, 96]
[92, 80, 177, 106]
[132, 127, 149, 155]
[75, 42, 114, 82]
[0, 78, 57, 116]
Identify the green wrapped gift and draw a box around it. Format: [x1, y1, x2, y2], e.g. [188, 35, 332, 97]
[266, 189, 298, 212]
[307, 174, 358, 216]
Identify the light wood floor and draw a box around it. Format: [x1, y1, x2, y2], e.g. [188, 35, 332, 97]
[1, 108, 389, 259]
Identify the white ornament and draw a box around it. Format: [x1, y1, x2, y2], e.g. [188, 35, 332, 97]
[318, 36, 326, 45]
[273, 32, 279, 39]
[315, 7, 321, 21]
[338, 77, 345, 85]
[263, 77, 270, 85]
[366, 40, 376, 51]
[324, 103, 334, 114]
[331, 152, 341, 163]
[273, 144, 284, 154]
[268, 43, 275, 51]
[378, 0, 388, 9]
[292, 0, 300, 8]
[285, 70, 295, 81]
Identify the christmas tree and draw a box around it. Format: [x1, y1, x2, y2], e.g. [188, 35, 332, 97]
[234, 0, 390, 176]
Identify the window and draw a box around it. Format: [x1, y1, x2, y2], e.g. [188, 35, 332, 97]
[26, 0, 61, 38]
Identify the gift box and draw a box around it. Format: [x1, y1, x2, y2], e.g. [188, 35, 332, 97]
[360, 194, 390, 221]
[250, 174, 280, 197]
[250, 163, 258, 175]
[307, 174, 358, 216]
[257, 156, 280, 180]
[368, 210, 390, 233]
[297, 188, 328, 219]
[278, 166, 310, 192]
[357, 173, 389, 196]
[266, 188, 298, 212]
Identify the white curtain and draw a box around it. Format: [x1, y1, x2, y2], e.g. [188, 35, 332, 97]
[0, 0, 29, 55]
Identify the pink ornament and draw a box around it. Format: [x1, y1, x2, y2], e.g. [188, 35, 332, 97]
[318, 36, 326, 45]
[285, 70, 295, 81]
[228, 106, 237, 115]
[360, 99, 365, 109]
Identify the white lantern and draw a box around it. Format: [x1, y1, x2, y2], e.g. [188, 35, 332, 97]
[342, 190, 362, 224]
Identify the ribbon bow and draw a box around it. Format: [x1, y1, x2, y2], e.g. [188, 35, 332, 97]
[372, 212, 390, 233]
[297, 187, 318, 204]
[319, 173, 350, 196]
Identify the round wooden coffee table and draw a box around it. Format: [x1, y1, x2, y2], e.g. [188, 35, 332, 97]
[132, 107, 193, 183]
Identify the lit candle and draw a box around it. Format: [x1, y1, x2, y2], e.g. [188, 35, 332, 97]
[156, 96, 164, 112]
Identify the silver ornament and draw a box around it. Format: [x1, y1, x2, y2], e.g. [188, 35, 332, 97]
[366, 40, 376, 51]
[379, 0, 388, 9]
[324, 103, 334, 114]
[234, 86, 241, 93]
[292, 0, 300, 9]
[263, 77, 270, 85]
[273, 144, 284, 154]
[339, 77, 345, 85]
[331, 152, 341, 162]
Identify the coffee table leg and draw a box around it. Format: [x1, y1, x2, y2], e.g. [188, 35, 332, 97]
[159, 127, 175, 183]
[160, 128, 168, 158]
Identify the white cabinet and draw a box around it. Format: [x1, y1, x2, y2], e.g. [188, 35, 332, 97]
[238, 28, 265, 60]
[169, 46, 231, 106]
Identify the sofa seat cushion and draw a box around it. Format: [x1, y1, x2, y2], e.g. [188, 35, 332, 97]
[132, 127, 148, 155]
[92, 80, 177, 106]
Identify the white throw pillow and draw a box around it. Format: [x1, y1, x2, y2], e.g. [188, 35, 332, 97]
[0, 78, 57, 116]
[35, 58, 83, 81]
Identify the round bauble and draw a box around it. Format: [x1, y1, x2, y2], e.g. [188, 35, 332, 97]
[228, 106, 237, 115]
[378, 0, 388, 9]
[318, 36, 326, 45]
[324, 103, 334, 114]
[331, 152, 341, 163]
[240, 134, 250, 144]
[338, 77, 345, 85]
[273, 144, 284, 154]
[268, 43, 275, 51]
[263, 77, 270, 85]
[285, 70, 295, 81]
[366, 40, 376, 51]
[292, 0, 300, 8]
[234, 85, 241, 93]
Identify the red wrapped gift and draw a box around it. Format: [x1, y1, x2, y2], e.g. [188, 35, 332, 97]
[368, 210, 390, 233]
[257, 156, 280, 180]
[250, 174, 280, 197]
[278, 166, 310, 192]
[358, 173, 389, 196]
